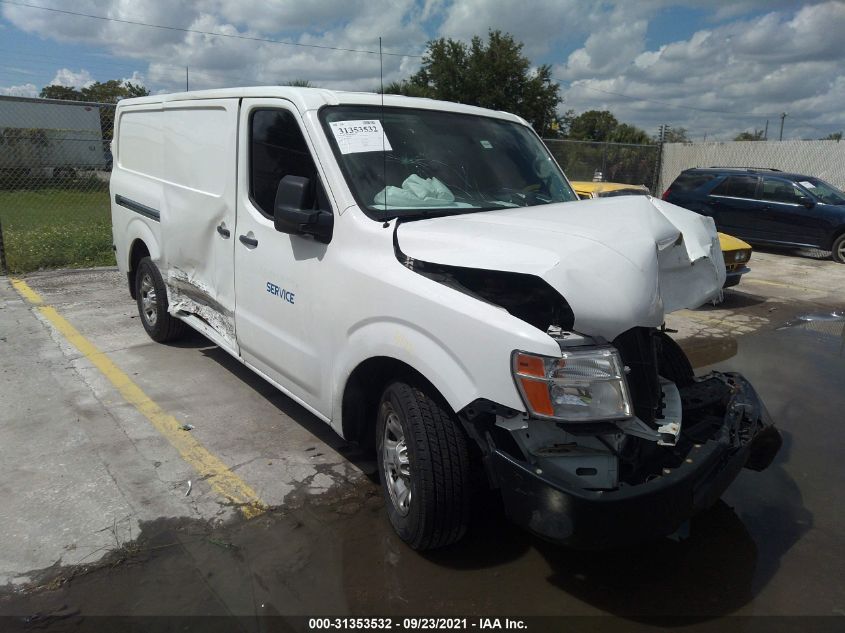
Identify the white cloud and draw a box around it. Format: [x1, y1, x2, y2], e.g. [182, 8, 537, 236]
[557, 19, 648, 81]
[0, 0, 842, 139]
[1, 0, 425, 93]
[121, 70, 146, 86]
[49, 68, 95, 89]
[557, 1, 845, 139]
[0, 83, 39, 97]
[438, 0, 587, 57]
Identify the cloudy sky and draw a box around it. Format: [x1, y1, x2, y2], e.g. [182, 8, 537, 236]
[1, 0, 843, 140]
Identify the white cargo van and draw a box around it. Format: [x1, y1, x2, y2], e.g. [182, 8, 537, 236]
[111, 87, 781, 549]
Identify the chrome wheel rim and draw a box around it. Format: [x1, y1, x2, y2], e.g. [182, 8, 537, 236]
[139, 273, 158, 326]
[382, 408, 412, 516]
[837, 240, 845, 262]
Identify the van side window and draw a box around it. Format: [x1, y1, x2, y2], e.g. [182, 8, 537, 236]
[711, 175, 758, 199]
[250, 109, 326, 217]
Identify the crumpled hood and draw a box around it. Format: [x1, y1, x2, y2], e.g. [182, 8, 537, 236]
[396, 196, 725, 340]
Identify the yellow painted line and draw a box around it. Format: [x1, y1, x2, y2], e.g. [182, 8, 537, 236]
[11, 278, 43, 305]
[10, 278, 266, 519]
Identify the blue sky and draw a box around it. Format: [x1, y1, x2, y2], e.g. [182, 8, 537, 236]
[1, 1, 842, 140]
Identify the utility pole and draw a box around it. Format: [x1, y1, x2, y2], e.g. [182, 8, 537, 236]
[186, 67, 189, 92]
[764, 119, 769, 140]
[779, 112, 787, 141]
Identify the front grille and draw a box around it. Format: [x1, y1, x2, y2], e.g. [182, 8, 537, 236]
[612, 327, 662, 426]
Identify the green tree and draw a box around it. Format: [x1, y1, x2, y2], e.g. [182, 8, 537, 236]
[394, 30, 562, 136]
[39, 79, 149, 104]
[39, 85, 83, 100]
[283, 79, 316, 87]
[663, 127, 690, 143]
[610, 122, 651, 145]
[566, 110, 619, 142]
[383, 80, 431, 98]
[81, 79, 149, 103]
[820, 131, 842, 141]
[734, 129, 765, 141]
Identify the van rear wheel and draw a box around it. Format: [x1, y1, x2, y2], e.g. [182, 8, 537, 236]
[376, 380, 472, 550]
[135, 257, 187, 343]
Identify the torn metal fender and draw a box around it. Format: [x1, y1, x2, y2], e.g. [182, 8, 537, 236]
[396, 196, 725, 340]
[166, 268, 236, 347]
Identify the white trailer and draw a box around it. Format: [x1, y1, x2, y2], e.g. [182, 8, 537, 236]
[0, 95, 107, 174]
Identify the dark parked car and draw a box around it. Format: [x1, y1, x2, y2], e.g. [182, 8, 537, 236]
[662, 168, 845, 263]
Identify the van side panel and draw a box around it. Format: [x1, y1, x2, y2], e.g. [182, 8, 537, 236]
[159, 100, 239, 348]
[111, 103, 165, 279]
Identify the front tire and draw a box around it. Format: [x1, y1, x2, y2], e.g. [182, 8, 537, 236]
[376, 380, 472, 550]
[832, 233, 845, 264]
[135, 257, 187, 343]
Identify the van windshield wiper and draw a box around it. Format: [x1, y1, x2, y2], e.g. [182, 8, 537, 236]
[385, 205, 511, 222]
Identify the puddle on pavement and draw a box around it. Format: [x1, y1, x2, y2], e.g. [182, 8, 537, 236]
[2, 325, 844, 626]
[682, 336, 739, 368]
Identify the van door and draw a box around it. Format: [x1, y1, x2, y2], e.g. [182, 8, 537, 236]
[159, 99, 238, 349]
[234, 99, 334, 417]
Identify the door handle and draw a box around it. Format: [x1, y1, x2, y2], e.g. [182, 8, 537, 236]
[239, 234, 258, 247]
[216, 223, 230, 238]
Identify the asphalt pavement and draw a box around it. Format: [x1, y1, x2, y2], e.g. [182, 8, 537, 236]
[0, 249, 843, 625]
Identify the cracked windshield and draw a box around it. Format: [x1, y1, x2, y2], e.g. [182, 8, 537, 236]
[322, 107, 577, 218]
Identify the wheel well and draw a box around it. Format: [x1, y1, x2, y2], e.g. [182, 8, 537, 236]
[341, 357, 444, 454]
[830, 227, 845, 249]
[127, 239, 150, 299]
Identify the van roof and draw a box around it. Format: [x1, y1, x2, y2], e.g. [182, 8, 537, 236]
[117, 86, 527, 124]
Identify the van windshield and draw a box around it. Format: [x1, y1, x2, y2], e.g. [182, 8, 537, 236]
[320, 106, 576, 220]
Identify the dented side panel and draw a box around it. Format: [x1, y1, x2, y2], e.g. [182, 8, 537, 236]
[159, 100, 239, 350]
[166, 268, 236, 347]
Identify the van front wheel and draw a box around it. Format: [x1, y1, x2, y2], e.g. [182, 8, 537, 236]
[376, 381, 472, 550]
[135, 257, 186, 343]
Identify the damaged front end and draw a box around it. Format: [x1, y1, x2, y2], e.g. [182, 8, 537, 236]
[462, 328, 782, 548]
[395, 196, 779, 546]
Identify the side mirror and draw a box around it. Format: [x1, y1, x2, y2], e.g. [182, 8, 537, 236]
[801, 198, 815, 209]
[273, 175, 333, 243]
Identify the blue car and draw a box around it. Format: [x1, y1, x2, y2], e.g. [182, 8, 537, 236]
[663, 168, 845, 263]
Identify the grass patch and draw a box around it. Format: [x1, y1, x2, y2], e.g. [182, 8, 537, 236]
[0, 189, 115, 273]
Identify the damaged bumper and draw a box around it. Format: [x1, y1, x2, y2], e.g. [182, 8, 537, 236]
[492, 372, 781, 548]
[723, 265, 751, 288]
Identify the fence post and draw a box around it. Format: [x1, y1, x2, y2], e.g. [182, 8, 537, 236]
[0, 217, 7, 275]
[601, 142, 608, 179]
[653, 141, 664, 196]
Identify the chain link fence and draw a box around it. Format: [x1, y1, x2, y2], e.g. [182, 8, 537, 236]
[4, 96, 841, 275]
[0, 96, 115, 274]
[544, 138, 661, 191]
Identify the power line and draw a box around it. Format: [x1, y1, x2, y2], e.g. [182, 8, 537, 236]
[0, 0, 422, 58]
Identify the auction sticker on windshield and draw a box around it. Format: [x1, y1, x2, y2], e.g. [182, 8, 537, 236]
[329, 120, 393, 154]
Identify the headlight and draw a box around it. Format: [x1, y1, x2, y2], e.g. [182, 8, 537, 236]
[512, 347, 632, 421]
[733, 250, 750, 263]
